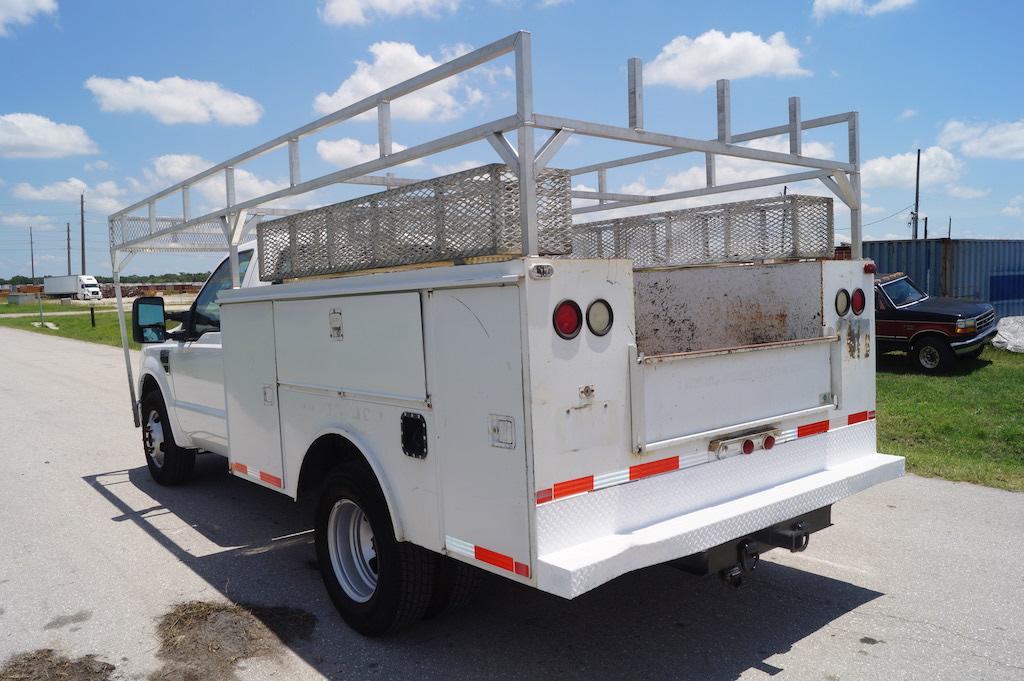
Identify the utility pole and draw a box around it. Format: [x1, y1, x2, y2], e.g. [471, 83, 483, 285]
[80, 193, 86, 274]
[924, 216, 928, 239]
[912, 148, 921, 240]
[948, 216, 952, 239]
[66, 222, 72, 275]
[30, 226, 43, 325]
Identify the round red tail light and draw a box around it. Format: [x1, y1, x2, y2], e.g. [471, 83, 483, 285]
[763, 435, 776, 450]
[553, 300, 583, 339]
[741, 439, 755, 455]
[851, 288, 866, 315]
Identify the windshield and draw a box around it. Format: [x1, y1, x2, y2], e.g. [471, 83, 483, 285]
[881, 277, 927, 306]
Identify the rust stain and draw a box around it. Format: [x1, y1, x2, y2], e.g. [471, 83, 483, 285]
[846, 323, 858, 358]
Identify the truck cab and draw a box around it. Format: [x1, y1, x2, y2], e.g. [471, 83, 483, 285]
[874, 272, 997, 371]
[136, 244, 263, 454]
[78, 275, 102, 300]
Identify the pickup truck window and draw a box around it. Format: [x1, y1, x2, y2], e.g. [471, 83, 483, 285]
[880, 277, 927, 307]
[192, 250, 253, 336]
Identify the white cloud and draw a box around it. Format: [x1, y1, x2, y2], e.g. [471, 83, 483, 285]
[0, 113, 98, 158]
[318, 0, 459, 25]
[0, 0, 56, 37]
[898, 108, 918, 120]
[315, 137, 416, 167]
[538, 0, 572, 6]
[84, 75, 263, 125]
[645, 30, 810, 91]
[132, 154, 285, 206]
[314, 41, 482, 121]
[0, 213, 57, 230]
[11, 176, 126, 213]
[947, 184, 990, 199]
[812, 0, 915, 20]
[939, 119, 1024, 160]
[84, 159, 109, 172]
[1002, 194, 1024, 218]
[861, 146, 962, 189]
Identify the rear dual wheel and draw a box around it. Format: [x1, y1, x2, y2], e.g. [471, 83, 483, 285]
[315, 462, 479, 636]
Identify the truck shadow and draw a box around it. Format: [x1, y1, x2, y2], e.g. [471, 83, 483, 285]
[85, 458, 883, 681]
[875, 351, 992, 375]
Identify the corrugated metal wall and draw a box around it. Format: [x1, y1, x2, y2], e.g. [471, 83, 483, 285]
[863, 239, 1024, 318]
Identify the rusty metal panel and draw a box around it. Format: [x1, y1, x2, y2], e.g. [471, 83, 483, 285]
[864, 239, 1024, 318]
[633, 261, 823, 355]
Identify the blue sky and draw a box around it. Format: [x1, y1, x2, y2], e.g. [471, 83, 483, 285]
[1, 0, 1022, 278]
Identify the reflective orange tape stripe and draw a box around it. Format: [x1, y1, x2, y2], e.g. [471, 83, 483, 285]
[847, 410, 870, 425]
[797, 420, 830, 438]
[552, 475, 594, 500]
[259, 471, 283, 488]
[474, 545, 515, 572]
[231, 462, 248, 475]
[629, 456, 680, 481]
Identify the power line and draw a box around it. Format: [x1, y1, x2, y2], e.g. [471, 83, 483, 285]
[863, 204, 914, 228]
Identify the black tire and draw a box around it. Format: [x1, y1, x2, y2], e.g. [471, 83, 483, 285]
[424, 556, 481, 619]
[140, 390, 195, 485]
[315, 462, 435, 636]
[911, 337, 954, 373]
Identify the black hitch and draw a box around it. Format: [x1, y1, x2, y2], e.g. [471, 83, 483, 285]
[755, 520, 811, 552]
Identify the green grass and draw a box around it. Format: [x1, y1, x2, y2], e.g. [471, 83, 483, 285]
[0, 311, 140, 350]
[1, 302, 113, 315]
[876, 346, 1024, 491]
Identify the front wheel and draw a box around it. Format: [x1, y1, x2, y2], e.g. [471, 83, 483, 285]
[315, 463, 435, 636]
[911, 337, 954, 373]
[140, 391, 195, 485]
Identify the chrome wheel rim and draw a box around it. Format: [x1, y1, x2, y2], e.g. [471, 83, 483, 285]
[327, 499, 378, 603]
[143, 409, 165, 469]
[919, 345, 940, 369]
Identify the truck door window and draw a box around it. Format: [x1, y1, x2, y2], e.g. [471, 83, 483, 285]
[191, 250, 253, 336]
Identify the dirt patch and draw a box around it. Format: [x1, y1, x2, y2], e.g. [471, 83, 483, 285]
[150, 601, 316, 681]
[0, 648, 114, 681]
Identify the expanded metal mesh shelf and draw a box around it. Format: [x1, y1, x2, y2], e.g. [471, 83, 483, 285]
[258, 163, 572, 281]
[110, 215, 262, 253]
[571, 195, 834, 268]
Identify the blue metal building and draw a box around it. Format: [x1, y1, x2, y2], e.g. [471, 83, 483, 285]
[863, 239, 1024, 318]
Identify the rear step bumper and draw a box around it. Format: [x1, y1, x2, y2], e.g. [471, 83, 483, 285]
[535, 440, 903, 598]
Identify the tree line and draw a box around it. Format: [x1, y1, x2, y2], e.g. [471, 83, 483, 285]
[1, 272, 212, 285]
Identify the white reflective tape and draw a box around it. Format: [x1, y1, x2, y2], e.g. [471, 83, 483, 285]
[445, 536, 474, 557]
[593, 469, 630, 491]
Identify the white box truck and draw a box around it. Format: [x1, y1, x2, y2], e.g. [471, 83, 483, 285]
[109, 32, 902, 637]
[43, 274, 102, 300]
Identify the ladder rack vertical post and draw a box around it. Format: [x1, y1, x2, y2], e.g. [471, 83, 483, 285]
[182, 185, 191, 221]
[848, 112, 862, 259]
[288, 138, 301, 187]
[225, 167, 240, 287]
[111, 245, 139, 427]
[515, 31, 538, 256]
[377, 100, 393, 158]
[788, 97, 802, 156]
[597, 169, 607, 205]
[628, 57, 644, 130]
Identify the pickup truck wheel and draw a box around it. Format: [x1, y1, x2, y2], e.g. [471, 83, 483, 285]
[912, 337, 953, 373]
[141, 391, 195, 485]
[315, 463, 435, 636]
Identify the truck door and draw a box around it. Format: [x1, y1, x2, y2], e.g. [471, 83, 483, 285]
[170, 250, 253, 453]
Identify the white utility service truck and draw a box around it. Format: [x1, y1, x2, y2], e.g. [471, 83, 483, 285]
[43, 274, 102, 300]
[110, 32, 902, 636]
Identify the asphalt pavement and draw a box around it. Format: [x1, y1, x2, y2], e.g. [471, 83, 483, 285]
[0, 326, 1021, 680]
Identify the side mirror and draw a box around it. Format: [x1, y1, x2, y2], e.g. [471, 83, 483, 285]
[132, 296, 167, 343]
